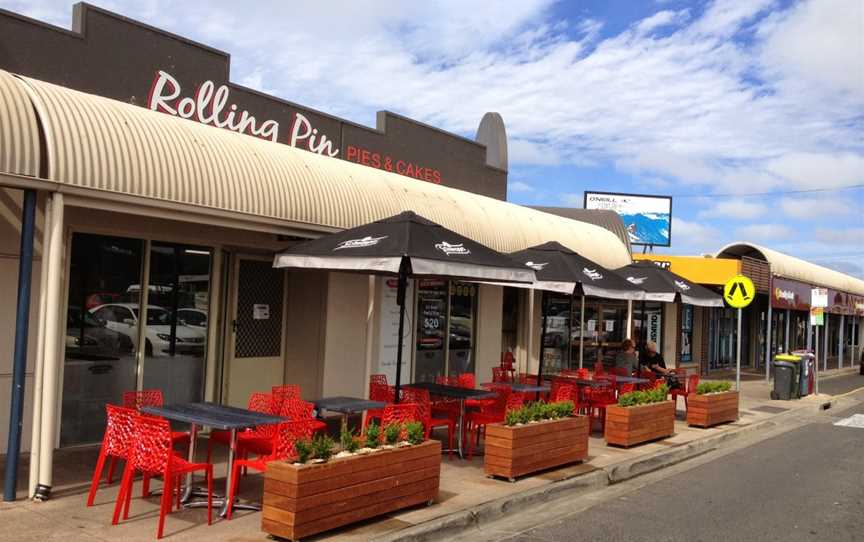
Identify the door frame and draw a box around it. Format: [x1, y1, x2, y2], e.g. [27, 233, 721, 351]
[221, 252, 289, 406]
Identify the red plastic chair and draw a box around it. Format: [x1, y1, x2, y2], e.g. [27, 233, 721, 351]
[550, 382, 578, 403]
[576, 368, 591, 379]
[271, 384, 301, 413]
[370, 374, 389, 386]
[402, 388, 455, 459]
[492, 367, 509, 382]
[435, 375, 459, 386]
[365, 382, 396, 429]
[280, 398, 327, 434]
[587, 381, 617, 433]
[500, 352, 517, 381]
[612, 367, 629, 377]
[113, 414, 213, 539]
[619, 383, 636, 395]
[380, 403, 421, 440]
[207, 392, 273, 464]
[593, 361, 606, 375]
[227, 419, 314, 519]
[672, 374, 700, 412]
[87, 404, 136, 506]
[122, 390, 191, 452]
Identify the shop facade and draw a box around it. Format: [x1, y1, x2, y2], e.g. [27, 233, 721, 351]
[0, 5, 634, 500]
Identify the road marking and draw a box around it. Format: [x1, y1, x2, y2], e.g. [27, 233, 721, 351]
[833, 414, 864, 428]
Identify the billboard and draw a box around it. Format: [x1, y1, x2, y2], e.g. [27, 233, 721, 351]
[584, 191, 672, 247]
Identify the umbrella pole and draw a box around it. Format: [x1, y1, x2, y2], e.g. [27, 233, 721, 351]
[537, 292, 548, 400]
[394, 263, 408, 405]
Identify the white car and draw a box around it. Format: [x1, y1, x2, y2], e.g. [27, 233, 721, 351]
[90, 303, 206, 357]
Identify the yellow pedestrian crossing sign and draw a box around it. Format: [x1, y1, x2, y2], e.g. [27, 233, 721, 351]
[723, 274, 755, 309]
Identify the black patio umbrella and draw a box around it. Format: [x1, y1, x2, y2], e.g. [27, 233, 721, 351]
[273, 211, 535, 400]
[614, 261, 723, 307]
[507, 242, 646, 385]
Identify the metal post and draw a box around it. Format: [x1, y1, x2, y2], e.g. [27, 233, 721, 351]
[814, 324, 820, 395]
[393, 260, 408, 404]
[784, 309, 790, 352]
[626, 300, 633, 340]
[736, 307, 742, 392]
[765, 302, 772, 382]
[536, 293, 548, 399]
[4, 189, 37, 502]
[839, 314, 844, 370]
[578, 296, 585, 369]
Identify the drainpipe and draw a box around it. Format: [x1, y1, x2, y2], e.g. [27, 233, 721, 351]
[784, 309, 790, 352]
[35, 193, 64, 501]
[765, 295, 772, 382]
[3, 189, 37, 502]
[626, 300, 633, 340]
[28, 194, 52, 498]
[823, 315, 829, 371]
[578, 296, 585, 369]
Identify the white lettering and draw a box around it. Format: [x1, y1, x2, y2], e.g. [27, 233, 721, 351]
[147, 70, 181, 115]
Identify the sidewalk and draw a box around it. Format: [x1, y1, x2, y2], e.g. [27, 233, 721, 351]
[1, 369, 861, 542]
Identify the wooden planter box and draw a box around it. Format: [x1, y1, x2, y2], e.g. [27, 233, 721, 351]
[687, 391, 739, 428]
[484, 416, 589, 481]
[605, 401, 675, 447]
[262, 440, 441, 541]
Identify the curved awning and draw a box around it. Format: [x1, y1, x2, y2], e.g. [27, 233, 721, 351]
[0, 70, 40, 177]
[5, 70, 632, 269]
[717, 242, 864, 296]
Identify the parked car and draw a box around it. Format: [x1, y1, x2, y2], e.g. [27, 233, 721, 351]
[65, 306, 129, 360]
[177, 307, 208, 328]
[89, 303, 206, 357]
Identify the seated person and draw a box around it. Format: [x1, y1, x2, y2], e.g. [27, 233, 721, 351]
[614, 339, 638, 374]
[639, 341, 680, 388]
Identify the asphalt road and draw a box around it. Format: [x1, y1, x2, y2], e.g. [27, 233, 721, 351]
[489, 395, 864, 542]
[819, 371, 864, 396]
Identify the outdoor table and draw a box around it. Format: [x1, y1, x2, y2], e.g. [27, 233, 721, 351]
[406, 382, 495, 459]
[313, 396, 385, 432]
[480, 382, 551, 394]
[141, 402, 285, 517]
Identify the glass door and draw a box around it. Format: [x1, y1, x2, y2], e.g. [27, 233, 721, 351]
[414, 280, 448, 382]
[61, 233, 142, 446]
[141, 243, 212, 407]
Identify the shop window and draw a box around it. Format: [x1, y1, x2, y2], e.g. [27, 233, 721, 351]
[542, 293, 572, 373]
[414, 280, 478, 381]
[61, 233, 143, 446]
[501, 287, 519, 354]
[447, 282, 477, 375]
[680, 305, 694, 363]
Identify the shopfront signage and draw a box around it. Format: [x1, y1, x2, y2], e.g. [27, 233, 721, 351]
[810, 307, 824, 326]
[811, 287, 828, 308]
[646, 308, 662, 345]
[435, 242, 470, 256]
[771, 278, 811, 311]
[334, 236, 387, 250]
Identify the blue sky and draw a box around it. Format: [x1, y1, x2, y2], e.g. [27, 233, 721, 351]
[5, 0, 862, 275]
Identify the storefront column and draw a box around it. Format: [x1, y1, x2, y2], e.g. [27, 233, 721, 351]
[806, 319, 812, 352]
[784, 309, 790, 352]
[838, 315, 844, 369]
[765, 302, 772, 381]
[626, 300, 633, 340]
[823, 316, 829, 371]
[578, 295, 585, 369]
[28, 194, 53, 499]
[36, 193, 64, 500]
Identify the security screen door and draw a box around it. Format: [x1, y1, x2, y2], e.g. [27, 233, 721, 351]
[225, 256, 286, 407]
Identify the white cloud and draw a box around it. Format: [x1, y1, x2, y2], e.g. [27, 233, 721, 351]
[669, 216, 723, 252]
[814, 227, 864, 245]
[634, 9, 688, 35]
[698, 200, 767, 220]
[765, 153, 864, 190]
[735, 223, 794, 241]
[779, 195, 856, 219]
[508, 180, 534, 193]
[559, 193, 584, 207]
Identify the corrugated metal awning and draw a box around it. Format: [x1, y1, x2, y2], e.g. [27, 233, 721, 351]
[6, 70, 632, 269]
[0, 70, 40, 177]
[530, 207, 632, 252]
[717, 242, 864, 296]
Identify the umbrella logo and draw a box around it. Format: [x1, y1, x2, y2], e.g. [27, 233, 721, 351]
[334, 235, 388, 250]
[525, 261, 548, 271]
[583, 268, 603, 281]
[435, 241, 471, 256]
[626, 276, 647, 285]
[674, 280, 691, 291]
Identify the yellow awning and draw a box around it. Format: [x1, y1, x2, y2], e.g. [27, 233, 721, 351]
[632, 254, 741, 286]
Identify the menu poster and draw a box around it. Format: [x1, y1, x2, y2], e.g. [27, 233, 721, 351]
[377, 277, 414, 384]
[417, 290, 446, 351]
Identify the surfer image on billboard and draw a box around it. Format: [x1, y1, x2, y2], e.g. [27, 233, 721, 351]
[583, 191, 672, 247]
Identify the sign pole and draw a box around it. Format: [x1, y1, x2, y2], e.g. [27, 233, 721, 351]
[814, 325, 819, 395]
[736, 307, 742, 393]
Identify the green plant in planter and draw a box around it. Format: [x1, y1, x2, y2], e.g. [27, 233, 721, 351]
[384, 422, 401, 445]
[294, 438, 312, 464]
[311, 434, 335, 462]
[340, 425, 359, 453]
[696, 381, 733, 395]
[364, 422, 381, 448]
[405, 421, 425, 445]
[552, 400, 574, 418]
[618, 384, 669, 407]
[504, 409, 520, 426]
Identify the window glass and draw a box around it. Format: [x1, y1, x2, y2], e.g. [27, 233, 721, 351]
[447, 282, 477, 376]
[543, 294, 571, 373]
[414, 279, 448, 382]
